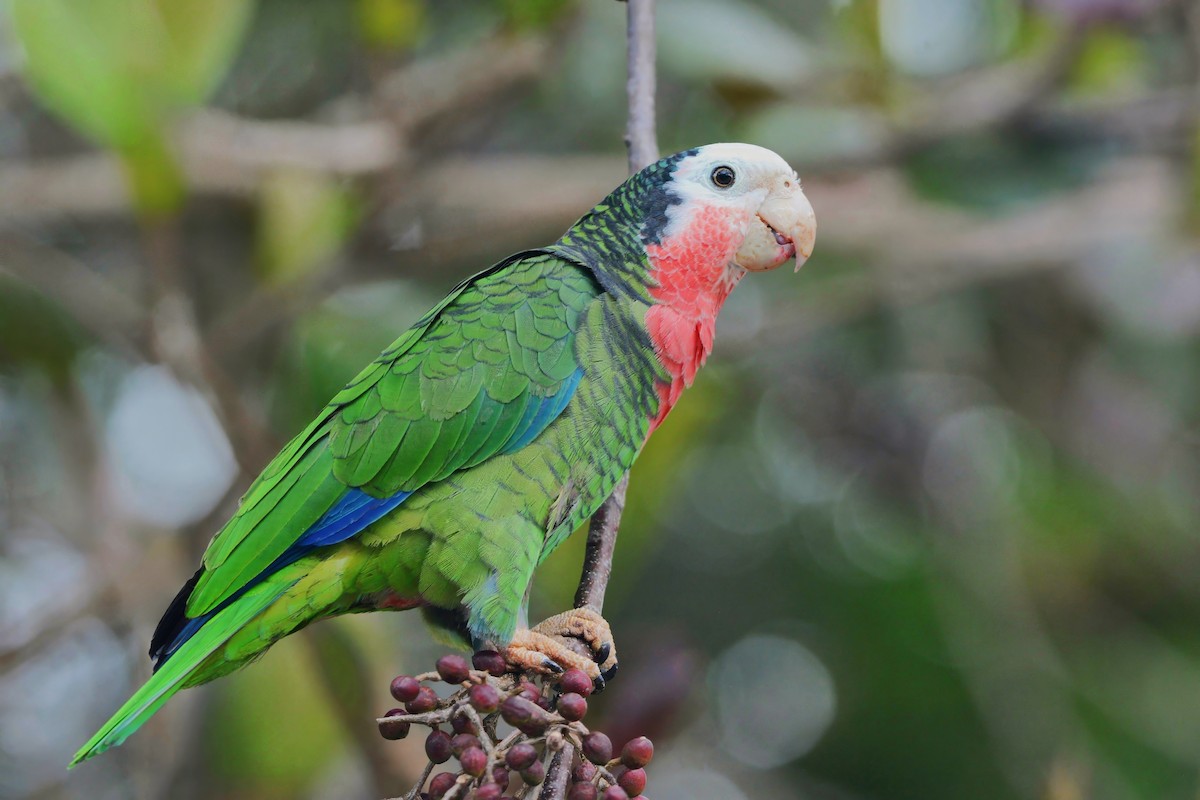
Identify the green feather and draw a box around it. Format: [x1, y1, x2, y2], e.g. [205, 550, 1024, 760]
[190, 447, 344, 614]
[71, 580, 293, 766]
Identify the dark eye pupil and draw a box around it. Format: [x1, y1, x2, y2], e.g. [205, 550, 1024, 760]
[712, 166, 735, 188]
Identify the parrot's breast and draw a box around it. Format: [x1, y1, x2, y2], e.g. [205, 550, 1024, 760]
[642, 203, 747, 434]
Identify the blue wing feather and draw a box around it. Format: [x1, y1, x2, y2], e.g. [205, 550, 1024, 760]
[502, 369, 583, 454]
[298, 488, 413, 547]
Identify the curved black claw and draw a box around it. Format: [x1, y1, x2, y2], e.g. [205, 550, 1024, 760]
[595, 642, 611, 664]
[542, 658, 564, 674]
[601, 661, 618, 683]
[591, 672, 607, 694]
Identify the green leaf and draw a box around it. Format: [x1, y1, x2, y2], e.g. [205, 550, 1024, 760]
[155, 0, 257, 104]
[0, 275, 87, 379]
[255, 169, 358, 286]
[1069, 24, 1146, 96]
[11, 0, 254, 212]
[12, 0, 254, 145]
[496, 0, 574, 30]
[355, 0, 427, 52]
[119, 131, 186, 217]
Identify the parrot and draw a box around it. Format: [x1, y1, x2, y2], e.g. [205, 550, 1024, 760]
[71, 143, 816, 765]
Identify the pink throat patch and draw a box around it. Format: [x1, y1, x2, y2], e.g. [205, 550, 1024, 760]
[644, 203, 749, 434]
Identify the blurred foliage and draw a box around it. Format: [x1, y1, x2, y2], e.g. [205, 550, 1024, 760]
[904, 132, 1102, 210]
[255, 169, 359, 285]
[206, 641, 346, 794]
[355, 0, 427, 53]
[0, 277, 86, 378]
[497, 0, 575, 30]
[10, 0, 254, 213]
[3, 1, 1200, 799]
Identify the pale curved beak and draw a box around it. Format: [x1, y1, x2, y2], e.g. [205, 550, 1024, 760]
[734, 180, 817, 273]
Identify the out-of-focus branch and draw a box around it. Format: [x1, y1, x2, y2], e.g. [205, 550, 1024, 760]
[0, 232, 148, 358]
[798, 20, 1091, 176]
[1, 48, 1192, 228]
[0, 32, 549, 223]
[540, 4, 657, 799]
[376, 33, 550, 132]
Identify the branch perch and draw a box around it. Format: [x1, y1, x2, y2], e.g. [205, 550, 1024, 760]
[539, 2, 658, 797]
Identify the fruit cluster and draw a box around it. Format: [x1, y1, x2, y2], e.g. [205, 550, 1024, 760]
[378, 651, 654, 799]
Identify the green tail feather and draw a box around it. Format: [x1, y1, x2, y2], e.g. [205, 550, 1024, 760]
[69, 581, 293, 767]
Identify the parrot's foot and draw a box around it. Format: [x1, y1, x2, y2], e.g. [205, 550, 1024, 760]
[503, 608, 618, 692]
[532, 608, 618, 676]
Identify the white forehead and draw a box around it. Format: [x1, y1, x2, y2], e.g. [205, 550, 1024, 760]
[674, 143, 795, 184]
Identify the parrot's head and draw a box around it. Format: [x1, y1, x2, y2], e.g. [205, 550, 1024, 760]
[556, 143, 816, 303]
[652, 142, 816, 274]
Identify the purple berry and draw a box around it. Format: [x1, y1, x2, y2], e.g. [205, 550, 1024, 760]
[582, 732, 612, 765]
[437, 654, 472, 684]
[517, 681, 541, 703]
[425, 730, 453, 764]
[618, 768, 646, 796]
[469, 683, 501, 714]
[500, 695, 538, 726]
[390, 675, 421, 703]
[572, 761, 597, 783]
[474, 784, 503, 800]
[557, 692, 587, 721]
[520, 760, 546, 785]
[602, 787, 629, 800]
[568, 783, 598, 800]
[620, 737, 654, 769]
[491, 766, 510, 789]
[559, 669, 593, 697]
[472, 650, 508, 677]
[378, 708, 410, 740]
[428, 772, 456, 799]
[451, 711, 476, 735]
[450, 732, 480, 756]
[461, 746, 488, 777]
[505, 742, 538, 770]
[520, 715, 549, 735]
[406, 686, 439, 714]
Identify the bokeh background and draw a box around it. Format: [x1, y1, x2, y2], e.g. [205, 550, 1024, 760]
[2, 0, 1199, 798]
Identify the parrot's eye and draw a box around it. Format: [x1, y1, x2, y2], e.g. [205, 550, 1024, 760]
[710, 165, 736, 189]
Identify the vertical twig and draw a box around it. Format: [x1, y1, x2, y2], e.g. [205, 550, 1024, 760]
[574, 476, 628, 612]
[577, 0, 659, 627]
[622, 0, 659, 175]
[539, 2, 658, 797]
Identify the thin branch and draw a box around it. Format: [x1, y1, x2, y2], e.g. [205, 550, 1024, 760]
[574, 474, 629, 612]
[0, 232, 148, 359]
[623, 0, 659, 173]
[540, 2, 657, 798]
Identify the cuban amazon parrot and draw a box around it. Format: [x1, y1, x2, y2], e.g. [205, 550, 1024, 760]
[72, 143, 816, 765]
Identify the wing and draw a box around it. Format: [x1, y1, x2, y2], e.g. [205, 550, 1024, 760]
[184, 251, 600, 617]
